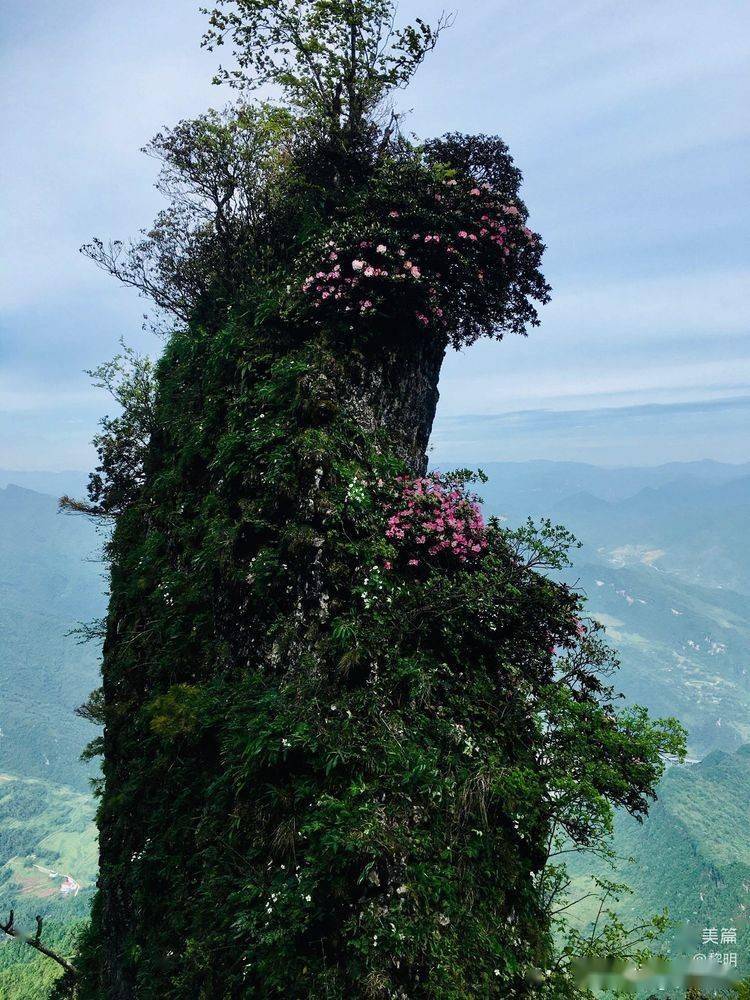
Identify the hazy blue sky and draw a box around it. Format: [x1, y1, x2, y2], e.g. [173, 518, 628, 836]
[1, 0, 748, 470]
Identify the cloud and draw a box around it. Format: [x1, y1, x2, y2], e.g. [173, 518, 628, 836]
[432, 395, 750, 466]
[2, 0, 749, 468]
[550, 270, 748, 339]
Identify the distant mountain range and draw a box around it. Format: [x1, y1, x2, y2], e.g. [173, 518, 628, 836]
[476, 459, 750, 507]
[468, 459, 750, 975]
[572, 559, 750, 756]
[0, 484, 103, 791]
[477, 460, 750, 595]
[0, 471, 90, 500]
[472, 461, 750, 757]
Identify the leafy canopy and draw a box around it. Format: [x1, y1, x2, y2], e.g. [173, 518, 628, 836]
[81, 104, 293, 332]
[202, 0, 452, 142]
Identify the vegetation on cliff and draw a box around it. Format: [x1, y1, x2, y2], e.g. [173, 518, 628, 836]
[51, 3, 683, 996]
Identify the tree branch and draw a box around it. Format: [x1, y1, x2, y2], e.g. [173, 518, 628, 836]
[1, 910, 77, 978]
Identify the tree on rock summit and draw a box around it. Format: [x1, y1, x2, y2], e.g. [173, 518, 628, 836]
[58, 3, 684, 997]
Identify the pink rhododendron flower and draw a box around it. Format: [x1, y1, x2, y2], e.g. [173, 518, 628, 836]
[385, 473, 488, 568]
[300, 180, 533, 324]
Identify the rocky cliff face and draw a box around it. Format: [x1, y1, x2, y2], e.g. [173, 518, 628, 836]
[340, 334, 447, 477]
[88, 319, 449, 998]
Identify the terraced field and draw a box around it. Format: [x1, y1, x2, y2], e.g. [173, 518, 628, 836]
[0, 774, 96, 997]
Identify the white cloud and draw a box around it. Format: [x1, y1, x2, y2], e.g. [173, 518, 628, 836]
[547, 269, 749, 340]
[2, 0, 749, 467]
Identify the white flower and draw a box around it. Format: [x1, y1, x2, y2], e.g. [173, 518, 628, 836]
[376, 244, 387, 254]
[352, 259, 365, 271]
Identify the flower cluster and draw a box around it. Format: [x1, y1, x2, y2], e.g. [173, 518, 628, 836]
[384, 473, 488, 569]
[296, 158, 548, 348]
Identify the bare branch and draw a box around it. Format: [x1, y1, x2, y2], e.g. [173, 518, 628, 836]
[1, 910, 77, 978]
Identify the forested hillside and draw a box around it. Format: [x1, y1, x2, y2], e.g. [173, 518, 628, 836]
[476, 462, 750, 756]
[0, 774, 96, 998]
[0, 485, 100, 996]
[0, 485, 103, 790]
[567, 746, 750, 980]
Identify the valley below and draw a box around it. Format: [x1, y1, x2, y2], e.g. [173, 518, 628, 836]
[2, 460, 749, 994]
